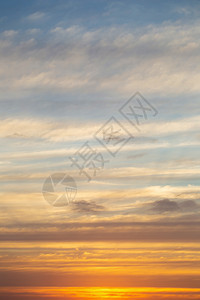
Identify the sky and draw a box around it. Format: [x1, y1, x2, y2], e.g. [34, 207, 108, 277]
[0, 0, 200, 299]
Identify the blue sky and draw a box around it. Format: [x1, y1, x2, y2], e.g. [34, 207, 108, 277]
[0, 0, 200, 227]
[1, 0, 200, 31]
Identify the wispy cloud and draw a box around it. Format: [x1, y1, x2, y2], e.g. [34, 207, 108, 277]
[1, 21, 200, 97]
[25, 12, 46, 22]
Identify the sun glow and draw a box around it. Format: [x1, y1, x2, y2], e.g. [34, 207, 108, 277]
[1, 287, 200, 300]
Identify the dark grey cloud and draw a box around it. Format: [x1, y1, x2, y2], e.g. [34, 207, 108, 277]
[149, 198, 179, 213]
[71, 200, 105, 214]
[127, 152, 146, 160]
[147, 198, 200, 214]
[1, 221, 200, 242]
[179, 199, 199, 211]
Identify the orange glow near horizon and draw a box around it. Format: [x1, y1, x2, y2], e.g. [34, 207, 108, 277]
[1, 287, 200, 300]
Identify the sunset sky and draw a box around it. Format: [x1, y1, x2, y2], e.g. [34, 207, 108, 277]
[0, 0, 200, 299]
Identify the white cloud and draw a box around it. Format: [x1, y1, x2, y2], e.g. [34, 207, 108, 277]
[26, 28, 41, 35]
[26, 12, 46, 22]
[0, 118, 98, 142]
[2, 30, 18, 38]
[0, 114, 200, 143]
[0, 21, 200, 97]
